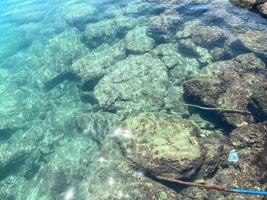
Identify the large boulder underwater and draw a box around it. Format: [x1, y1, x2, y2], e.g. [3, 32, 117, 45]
[230, 0, 267, 18]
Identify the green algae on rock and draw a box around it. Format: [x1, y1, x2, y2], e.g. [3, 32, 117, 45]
[118, 112, 205, 180]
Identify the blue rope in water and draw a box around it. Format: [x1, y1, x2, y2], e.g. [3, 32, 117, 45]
[230, 189, 267, 196]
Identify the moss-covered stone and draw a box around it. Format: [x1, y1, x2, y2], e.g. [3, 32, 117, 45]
[118, 112, 205, 180]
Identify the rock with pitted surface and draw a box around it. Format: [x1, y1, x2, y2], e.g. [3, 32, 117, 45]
[82, 16, 141, 48]
[118, 112, 206, 180]
[83, 19, 118, 47]
[211, 123, 267, 200]
[183, 53, 266, 127]
[147, 0, 209, 4]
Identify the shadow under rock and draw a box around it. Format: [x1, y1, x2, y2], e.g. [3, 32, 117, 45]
[0, 128, 17, 141]
[183, 96, 234, 134]
[44, 72, 79, 92]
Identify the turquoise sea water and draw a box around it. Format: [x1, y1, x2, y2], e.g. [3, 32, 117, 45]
[0, 0, 267, 199]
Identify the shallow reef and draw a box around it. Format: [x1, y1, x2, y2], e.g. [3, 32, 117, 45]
[0, 0, 267, 199]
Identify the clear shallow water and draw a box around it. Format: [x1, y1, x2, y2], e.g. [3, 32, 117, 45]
[0, 0, 266, 199]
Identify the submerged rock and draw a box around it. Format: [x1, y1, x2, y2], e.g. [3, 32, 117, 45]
[82, 16, 140, 48]
[83, 19, 118, 47]
[94, 53, 169, 115]
[0, 78, 40, 133]
[61, 3, 97, 26]
[230, 0, 256, 8]
[124, 26, 156, 53]
[176, 20, 226, 48]
[183, 53, 266, 127]
[118, 112, 205, 180]
[191, 26, 225, 47]
[152, 43, 199, 69]
[238, 30, 267, 53]
[249, 81, 267, 121]
[176, 21, 228, 63]
[230, 0, 267, 18]
[72, 41, 126, 84]
[178, 39, 212, 64]
[147, 0, 209, 4]
[152, 43, 200, 85]
[258, 2, 267, 17]
[149, 8, 183, 31]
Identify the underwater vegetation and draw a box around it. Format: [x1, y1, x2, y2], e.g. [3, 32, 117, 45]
[0, 0, 266, 199]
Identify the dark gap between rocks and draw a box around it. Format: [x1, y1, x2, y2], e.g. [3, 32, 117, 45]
[247, 102, 267, 122]
[229, 39, 251, 57]
[44, 72, 79, 92]
[80, 91, 98, 105]
[183, 96, 234, 134]
[0, 128, 17, 141]
[81, 76, 102, 91]
[0, 154, 29, 181]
